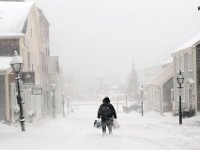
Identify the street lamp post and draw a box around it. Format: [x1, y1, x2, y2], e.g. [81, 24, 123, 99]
[51, 82, 56, 119]
[125, 95, 128, 108]
[62, 94, 65, 118]
[177, 71, 184, 125]
[10, 51, 25, 131]
[139, 85, 144, 117]
[67, 98, 70, 114]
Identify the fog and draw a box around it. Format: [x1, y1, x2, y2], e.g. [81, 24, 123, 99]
[30, 0, 200, 93]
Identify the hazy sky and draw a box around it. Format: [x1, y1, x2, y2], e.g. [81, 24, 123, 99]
[31, 0, 200, 89]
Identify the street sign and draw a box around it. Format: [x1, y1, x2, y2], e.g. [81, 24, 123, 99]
[21, 72, 35, 85]
[32, 87, 42, 95]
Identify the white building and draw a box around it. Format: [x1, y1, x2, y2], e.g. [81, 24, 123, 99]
[171, 33, 200, 115]
[0, 1, 51, 123]
[147, 63, 173, 113]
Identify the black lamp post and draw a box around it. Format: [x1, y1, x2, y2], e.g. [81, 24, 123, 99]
[177, 70, 184, 125]
[51, 82, 56, 119]
[139, 85, 144, 116]
[67, 97, 70, 114]
[62, 94, 65, 118]
[10, 51, 25, 131]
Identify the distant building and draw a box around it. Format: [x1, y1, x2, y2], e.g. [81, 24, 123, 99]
[147, 63, 174, 113]
[137, 65, 163, 87]
[47, 56, 63, 116]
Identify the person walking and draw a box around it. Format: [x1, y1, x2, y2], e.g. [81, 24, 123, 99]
[97, 97, 117, 135]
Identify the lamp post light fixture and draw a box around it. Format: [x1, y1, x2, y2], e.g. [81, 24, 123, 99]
[177, 70, 184, 125]
[10, 51, 25, 131]
[51, 82, 56, 119]
[139, 85, 144, 117]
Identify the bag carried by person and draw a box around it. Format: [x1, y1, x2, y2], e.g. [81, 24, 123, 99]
[113, 119, 120, 129]
[93, 119, 102, 128]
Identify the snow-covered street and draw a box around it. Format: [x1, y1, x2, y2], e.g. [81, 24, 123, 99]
[1, 1, 200, 150]
[1, 104, 200, 150]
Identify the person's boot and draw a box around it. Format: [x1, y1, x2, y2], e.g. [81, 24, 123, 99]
[102, 127, 106, 136]
[109, 130, 112, 135]
[102, 131, 106, 136]
[108, 126, 112, 135]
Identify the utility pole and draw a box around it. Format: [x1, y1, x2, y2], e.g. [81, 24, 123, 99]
[139, 85, 144, 117]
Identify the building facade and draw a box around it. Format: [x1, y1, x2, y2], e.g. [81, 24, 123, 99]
[147, 63, 174, 113]
[47, 56, 63, 117]
[0, 1, 58, 123]
[171, 33, 200, 115]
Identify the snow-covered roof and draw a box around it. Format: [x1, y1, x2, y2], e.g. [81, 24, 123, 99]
[0, 1, 34, 35]
[163, 57, 173, 65]
[0, 57, 12, 71]
[148, 63, 173, 86]
[0, 33, 24, 38]
[172, 32, 200, 55]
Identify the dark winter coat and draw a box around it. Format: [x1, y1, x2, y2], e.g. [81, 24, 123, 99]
[97, 98, 117, 121]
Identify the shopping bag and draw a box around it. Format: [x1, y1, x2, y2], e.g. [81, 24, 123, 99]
[113, 119, 120, 129]
[93, 119, 102, 128]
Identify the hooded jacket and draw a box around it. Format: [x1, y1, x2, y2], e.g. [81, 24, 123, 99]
[97, 97, 117, 121]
